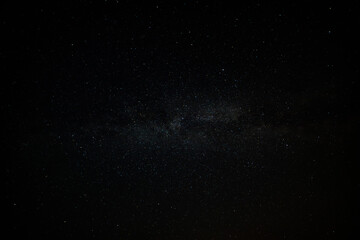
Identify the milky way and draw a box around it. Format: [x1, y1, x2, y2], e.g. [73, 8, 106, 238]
[57, 92, 309, 190]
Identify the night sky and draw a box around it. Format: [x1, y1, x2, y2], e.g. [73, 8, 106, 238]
[3, 1, 359, 239]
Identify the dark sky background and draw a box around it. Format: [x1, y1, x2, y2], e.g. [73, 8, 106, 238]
[3, 1, 359, 239]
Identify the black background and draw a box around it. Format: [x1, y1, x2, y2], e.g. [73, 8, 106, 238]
[3, 1, 359, 239]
